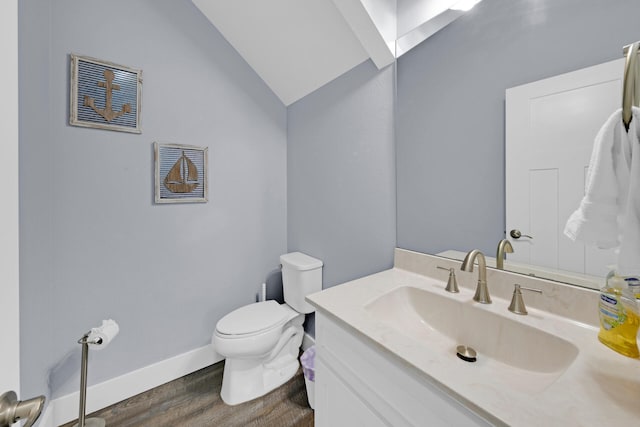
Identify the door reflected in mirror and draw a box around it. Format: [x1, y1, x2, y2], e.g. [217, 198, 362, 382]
[433, 59, 625, 291]
[502, 58, 624, 289]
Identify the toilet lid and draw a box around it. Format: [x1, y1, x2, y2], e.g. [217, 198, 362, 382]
[216, 300, 290, 336]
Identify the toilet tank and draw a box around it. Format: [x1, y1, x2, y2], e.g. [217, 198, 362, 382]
[280, 252, 323, 314]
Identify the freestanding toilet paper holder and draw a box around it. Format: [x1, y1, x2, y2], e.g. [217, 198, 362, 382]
[72, 333, 106, 427]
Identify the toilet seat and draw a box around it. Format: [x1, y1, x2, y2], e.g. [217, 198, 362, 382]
[213, 301, 303, 359]
[216, 300, 296, 338]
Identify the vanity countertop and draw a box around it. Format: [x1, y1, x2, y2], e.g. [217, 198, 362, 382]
[307, 265, 640, 426]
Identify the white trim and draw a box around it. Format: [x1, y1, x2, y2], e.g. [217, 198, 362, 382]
[39, 336, 315, 426]
[0, 0, 20, 395]
[396, 9, 464, 58]
[330, 0, 396, 69]
[48, 345, 222, 426]
[302, 332, 315, 351]
[36, 404, 54, 427]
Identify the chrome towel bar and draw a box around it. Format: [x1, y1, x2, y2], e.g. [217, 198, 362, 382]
[622, 41, 640, 131]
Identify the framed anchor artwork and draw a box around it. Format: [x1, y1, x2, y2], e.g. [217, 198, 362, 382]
[154, 142, 208, 204]
[70, 54, 142, 133]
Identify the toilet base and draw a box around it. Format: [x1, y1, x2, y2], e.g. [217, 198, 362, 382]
[220, 325, 303, 405]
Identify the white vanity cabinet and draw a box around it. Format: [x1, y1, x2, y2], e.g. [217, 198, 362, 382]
[314, 312, 495, 427]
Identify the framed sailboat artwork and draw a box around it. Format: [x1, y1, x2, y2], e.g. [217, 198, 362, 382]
[154, 143, 208, 204]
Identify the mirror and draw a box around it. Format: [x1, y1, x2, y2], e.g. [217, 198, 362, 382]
[501, 57, 627, 290]
[395, 0, 640, 290]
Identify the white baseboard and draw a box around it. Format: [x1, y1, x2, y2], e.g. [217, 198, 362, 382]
[42, 345, 222, 427]
[36, 403, 54, 427]
[38, 335, 315, 427]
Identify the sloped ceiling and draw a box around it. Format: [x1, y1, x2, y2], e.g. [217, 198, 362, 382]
[192, 0, 377, 105]
[192, 0, 470, 105]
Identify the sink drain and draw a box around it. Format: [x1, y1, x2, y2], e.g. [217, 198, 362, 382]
[456, 345, 477, 363]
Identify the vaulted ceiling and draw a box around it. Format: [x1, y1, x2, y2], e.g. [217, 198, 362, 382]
[192, 0, 477, 105]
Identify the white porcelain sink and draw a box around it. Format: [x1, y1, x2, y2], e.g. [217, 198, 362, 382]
[365, 286, 579, 389]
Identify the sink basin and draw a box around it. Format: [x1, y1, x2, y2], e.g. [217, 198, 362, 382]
[364, 286, 579, 383]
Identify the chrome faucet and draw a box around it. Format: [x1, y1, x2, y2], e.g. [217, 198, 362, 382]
[461, 249, 491, 304]
[508, 284, 542, 315]
[496, 239, 514, 270]
[436, 266, 460, 293]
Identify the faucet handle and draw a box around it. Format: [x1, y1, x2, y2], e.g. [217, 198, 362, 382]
[436, 266, 460, 293]
[508, 284, 542, 315]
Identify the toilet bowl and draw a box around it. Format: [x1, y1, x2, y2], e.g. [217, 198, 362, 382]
[212, 252, 323, 405]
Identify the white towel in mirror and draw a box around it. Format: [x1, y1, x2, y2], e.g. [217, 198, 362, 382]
[564, 107, 640, 275]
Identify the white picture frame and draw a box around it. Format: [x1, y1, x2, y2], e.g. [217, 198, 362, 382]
[70, 54, 142, 133]
[154, 142, 208, 204]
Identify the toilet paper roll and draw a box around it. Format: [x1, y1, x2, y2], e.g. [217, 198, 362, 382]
[87, 319, 119, 351]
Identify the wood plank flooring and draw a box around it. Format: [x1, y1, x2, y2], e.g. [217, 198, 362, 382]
[60, 361, 314, 427]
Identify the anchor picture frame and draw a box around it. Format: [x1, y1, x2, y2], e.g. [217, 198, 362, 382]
[70, 54, 142, 133]
[154, 142, 208, 204]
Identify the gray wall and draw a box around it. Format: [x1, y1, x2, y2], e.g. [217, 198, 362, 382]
[19, 0, 287, 399]
[396, 0, 640, 256]
[287, 60, 397, 331]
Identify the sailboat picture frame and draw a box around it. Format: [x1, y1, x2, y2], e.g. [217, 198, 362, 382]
[154, 142, 208, 204]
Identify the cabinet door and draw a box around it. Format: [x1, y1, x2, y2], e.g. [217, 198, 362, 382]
[315, 358, 387, 427]
[315, 312, 493, 427]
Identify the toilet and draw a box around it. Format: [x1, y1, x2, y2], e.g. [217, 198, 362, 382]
[213, 252, 323, 405]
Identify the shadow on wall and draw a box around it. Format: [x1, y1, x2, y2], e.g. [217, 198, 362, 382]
[47, 268, 285, 398]
[47, 349, 80, 397]
[261, 268, 284, 304]
[263, 266, 319, 336]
